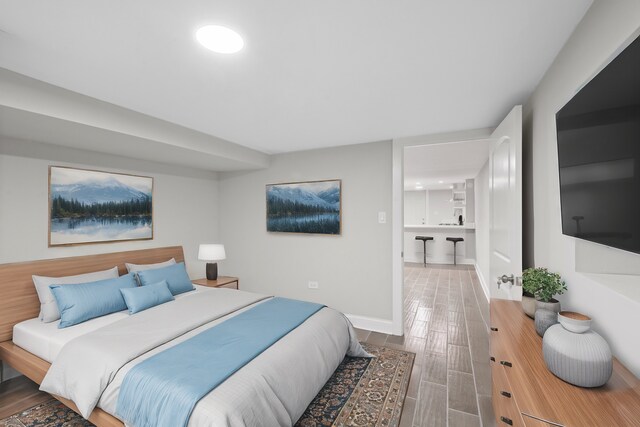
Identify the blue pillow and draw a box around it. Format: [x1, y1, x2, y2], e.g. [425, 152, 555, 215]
[50, 273, 137, 328]
[136, 262, 194, 296]
[120, 280, 175, 314]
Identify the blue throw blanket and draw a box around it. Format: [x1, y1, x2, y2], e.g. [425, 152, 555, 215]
[115, 297, 324, 427]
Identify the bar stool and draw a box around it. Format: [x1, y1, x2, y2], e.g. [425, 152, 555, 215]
[415, 236, 434, 266]
[446, 237, 464, 265]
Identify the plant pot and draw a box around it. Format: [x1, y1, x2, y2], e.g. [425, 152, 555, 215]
[521, 293, 536, 319]
[535, 308, 558, 337]
[558, 311, 592, 334]
[535, 299, 561, 314]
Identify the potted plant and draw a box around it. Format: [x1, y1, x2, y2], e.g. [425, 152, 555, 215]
[521, 267, 542, 318]
[529, 268, 567, 336]
[534, 268, 566, 310]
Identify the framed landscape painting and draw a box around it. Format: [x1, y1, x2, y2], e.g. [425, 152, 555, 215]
[49, 166, 153, 246]
[266, 179, 341, 235]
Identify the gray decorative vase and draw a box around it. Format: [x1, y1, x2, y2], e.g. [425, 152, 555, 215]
[543, 324, 613, 387]
[534, 299, 560, 336]
[534, 309, 558, 337]
[521, 294, 536, 319]
[536, 299, 561, 314]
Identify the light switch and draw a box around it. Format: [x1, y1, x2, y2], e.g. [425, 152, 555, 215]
[378, 211, 386, 223]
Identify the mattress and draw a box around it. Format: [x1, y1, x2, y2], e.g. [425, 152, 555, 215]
[39, 287, 365, 426]
[13, 284, 212, 363]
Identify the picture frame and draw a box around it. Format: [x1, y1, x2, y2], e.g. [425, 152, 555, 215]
[48, 166, 154, 246]
[266, 179, 342, 235]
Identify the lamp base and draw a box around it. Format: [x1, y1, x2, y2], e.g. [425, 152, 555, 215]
[206, 263, 218, 280]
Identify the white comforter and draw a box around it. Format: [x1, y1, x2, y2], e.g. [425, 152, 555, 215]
[40, 288, 367, 427]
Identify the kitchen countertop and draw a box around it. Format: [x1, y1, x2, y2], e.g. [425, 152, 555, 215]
[404, 224, 476, 230]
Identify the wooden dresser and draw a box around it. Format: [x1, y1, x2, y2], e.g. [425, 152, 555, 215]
[490, 300, 640, 426]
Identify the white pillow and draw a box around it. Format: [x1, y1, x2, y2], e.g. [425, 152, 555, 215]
[33, 266, 120, 323]
[125, 258, 176, 273]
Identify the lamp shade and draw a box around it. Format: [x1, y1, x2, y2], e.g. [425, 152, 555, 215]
[198, 244, 226, 261]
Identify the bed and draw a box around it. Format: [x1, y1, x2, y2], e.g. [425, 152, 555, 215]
[0, 246, 365, 427]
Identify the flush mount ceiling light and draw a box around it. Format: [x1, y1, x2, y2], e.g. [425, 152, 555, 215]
[196, 25, 244, 54]
[438, 180, 444, 184]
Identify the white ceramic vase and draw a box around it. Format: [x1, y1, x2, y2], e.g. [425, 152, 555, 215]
[543, 324, 613, 387]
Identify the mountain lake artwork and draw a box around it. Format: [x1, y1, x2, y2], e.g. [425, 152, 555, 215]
[49, 166, 153, 246]
[266, 180, 341, 235]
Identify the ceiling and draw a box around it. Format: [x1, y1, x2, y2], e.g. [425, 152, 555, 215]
[404, 140, 491, 190]
[0, 1, 592, 154]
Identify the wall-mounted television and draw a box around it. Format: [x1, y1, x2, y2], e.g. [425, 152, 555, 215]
[556, 33, 640, 255]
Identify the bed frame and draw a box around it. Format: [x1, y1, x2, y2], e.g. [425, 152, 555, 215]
[0, 246, 185, 427]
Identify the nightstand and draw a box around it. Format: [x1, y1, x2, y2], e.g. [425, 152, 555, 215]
[193, 276, 239, 290]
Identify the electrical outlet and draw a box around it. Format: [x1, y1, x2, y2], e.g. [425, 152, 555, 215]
[378, 211, 386, 223]
[308, 281, 319, 289]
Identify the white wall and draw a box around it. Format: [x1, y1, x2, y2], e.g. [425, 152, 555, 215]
[404, 190, 427, 225]
[0, 138, 221, 379]
[524, 0, 640, 375]
[428, 189, 454, 225]
[474, 161, 490, 300]
[218, 141, 393, 330]
[465, 179, 475, 223]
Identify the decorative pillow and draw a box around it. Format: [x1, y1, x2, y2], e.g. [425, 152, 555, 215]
[120, 280, 175, 314]
[33, 266, 119, 323]
[136, 262, 194, 296]
[125, 258, 176, 273]
[50, 273, 137, 328]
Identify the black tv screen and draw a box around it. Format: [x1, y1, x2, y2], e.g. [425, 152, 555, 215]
[556, 34, 640, 255]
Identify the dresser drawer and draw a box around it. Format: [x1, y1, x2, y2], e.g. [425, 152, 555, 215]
[489, 300, 640, 427]
[492, 362, 524, 427]
[522, 414, 562, 427]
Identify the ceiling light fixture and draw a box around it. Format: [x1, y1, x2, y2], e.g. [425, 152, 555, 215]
[438, 180, 444, 184]
[196, 25, 244, 54]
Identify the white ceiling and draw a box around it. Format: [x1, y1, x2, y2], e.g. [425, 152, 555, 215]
[0, 1, 592, 154]
[404, 140, 491, 190]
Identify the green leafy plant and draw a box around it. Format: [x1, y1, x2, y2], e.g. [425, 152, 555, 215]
[522, 267, 567, 302]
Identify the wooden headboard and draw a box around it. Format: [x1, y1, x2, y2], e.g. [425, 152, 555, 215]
[0, 246, 185, 342]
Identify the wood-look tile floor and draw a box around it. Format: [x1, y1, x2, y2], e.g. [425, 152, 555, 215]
[355, 263, 494, 427]
[0, 375, 50, 419]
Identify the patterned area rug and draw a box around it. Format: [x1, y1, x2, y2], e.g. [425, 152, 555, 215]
[1, 343, 414, 427]
[1, 399, 91, 427]
[296, 343, 415, 427]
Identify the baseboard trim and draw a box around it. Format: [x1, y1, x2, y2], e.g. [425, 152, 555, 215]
[474, 264, 490, 302]
[345, 314, 395, 335]
[404, 258, 477, 265]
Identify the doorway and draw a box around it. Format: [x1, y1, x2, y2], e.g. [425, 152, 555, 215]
[391, 129, 493, 335]
[391, 106, 523, 335]
[403, 140, 491, 267]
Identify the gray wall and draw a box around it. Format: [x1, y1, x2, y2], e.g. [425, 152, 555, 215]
[218, 141, 393, 322]
[524, 0, 640, 375]
[0, 138, 221, 380]
[0, 139, 220, 275]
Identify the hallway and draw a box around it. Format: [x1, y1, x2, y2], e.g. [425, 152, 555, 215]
[357, 263, 494, 426]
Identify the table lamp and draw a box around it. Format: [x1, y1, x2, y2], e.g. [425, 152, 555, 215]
[198, 244, 226, 280]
